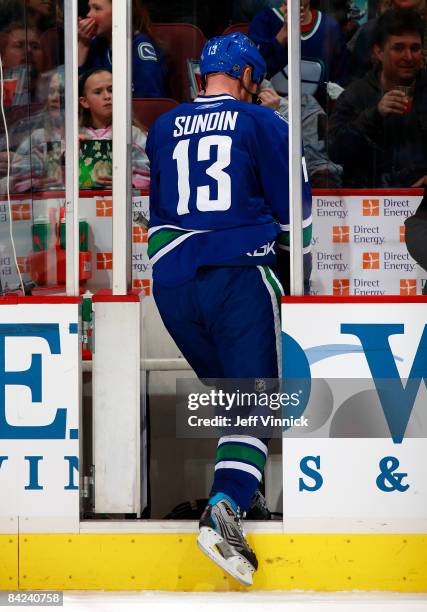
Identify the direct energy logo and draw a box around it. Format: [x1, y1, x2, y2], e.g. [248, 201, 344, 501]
[11, 203, 31, 221]
[400, 279, 417, 295]
[363, 252, 380, 270]
[332, 226, 350, 243]
[362, 199, 380, 216]
[333, 279, 350, 296]
[96, 252, 112, 270]
[133, 278, 151, 295]
[133, 226, 148, 243]
[96, 199, 113, 217]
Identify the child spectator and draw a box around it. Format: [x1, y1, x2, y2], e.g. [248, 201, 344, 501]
[78, 0, 167, 98]
[79, 68, 150, 189]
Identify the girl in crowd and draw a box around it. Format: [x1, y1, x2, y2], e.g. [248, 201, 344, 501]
[78, 0, 166, 97]
[2, 68, 150, 193]
[79, 68, 150, 189]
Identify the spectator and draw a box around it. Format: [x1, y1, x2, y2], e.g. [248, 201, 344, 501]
[0, 21, 45, 105]
[248, 0, 349, 108]
[0, 69, 65, 193]
[258, 81, 343, 187]
[78, 69, 150, 188]
[405, 188, 427, 294]
[328, 9, 427, 188]
[78, 0, 166, 97]
[348, 0, 426, 80]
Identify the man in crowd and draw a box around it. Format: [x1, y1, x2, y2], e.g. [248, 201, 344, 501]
[328, 8, 427, 188]
[146, 32, 311, 585]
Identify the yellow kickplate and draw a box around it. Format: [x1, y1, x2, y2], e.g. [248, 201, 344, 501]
[0, 535, 18, 589]
[18, 533, 427, 592]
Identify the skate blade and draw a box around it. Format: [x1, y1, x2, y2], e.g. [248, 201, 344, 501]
[197, 527, 255, 587]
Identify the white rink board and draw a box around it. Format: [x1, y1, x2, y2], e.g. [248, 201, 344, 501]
[0, 303, 80, 531]
[281, 300, 427, 528]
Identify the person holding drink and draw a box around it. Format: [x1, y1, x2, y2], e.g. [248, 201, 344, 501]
[328, 8, 427, 188]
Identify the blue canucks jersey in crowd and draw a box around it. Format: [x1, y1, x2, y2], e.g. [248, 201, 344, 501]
[146, 93, 312, 286]
[249, 8, 348, 86]
[79, 33, 167, 98]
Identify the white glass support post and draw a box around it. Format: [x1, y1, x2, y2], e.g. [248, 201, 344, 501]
[112, 0, 132, 295]
[287, 0, 304, 297]
[283, 0, 304, 533]
[64, 0, 80, 296]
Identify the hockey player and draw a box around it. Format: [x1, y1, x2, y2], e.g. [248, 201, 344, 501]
[146, 33, 311, 585]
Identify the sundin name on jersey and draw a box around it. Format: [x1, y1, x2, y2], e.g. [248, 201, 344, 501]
[173, 111, 238, 137]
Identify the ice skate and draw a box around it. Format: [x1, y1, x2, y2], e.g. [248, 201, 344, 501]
[197, 493, 258, 586]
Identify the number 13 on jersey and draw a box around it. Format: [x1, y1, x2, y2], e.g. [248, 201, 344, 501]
[173, 135, 232, 215]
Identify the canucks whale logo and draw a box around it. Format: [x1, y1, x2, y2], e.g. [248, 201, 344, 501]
[282, 324, 427, 444]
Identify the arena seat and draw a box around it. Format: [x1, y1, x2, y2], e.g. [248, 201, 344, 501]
[151, 23, 206, 102]
[221, 23, 250, 36]
[133, 97, 179, 129]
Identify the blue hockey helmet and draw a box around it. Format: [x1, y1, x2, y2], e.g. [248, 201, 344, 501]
[200, 32, 266, 86]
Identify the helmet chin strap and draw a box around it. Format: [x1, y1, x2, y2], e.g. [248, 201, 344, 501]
[239, 79, 261, 104]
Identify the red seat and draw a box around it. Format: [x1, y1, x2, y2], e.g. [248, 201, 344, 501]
[222, 23, 250, 36]
[133, 98, 179, 129]
[151, 23, 206, 102]
[40, 27, 64, 70]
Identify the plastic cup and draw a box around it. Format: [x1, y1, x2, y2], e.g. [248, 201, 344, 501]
[3, 79, 17, 106]
[396, 85, 414, 114]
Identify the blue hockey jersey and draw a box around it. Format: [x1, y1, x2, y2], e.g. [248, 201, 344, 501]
[146, 94, 312, 286]
[79, 33, 167, 98]
[249, 8, 348, 88]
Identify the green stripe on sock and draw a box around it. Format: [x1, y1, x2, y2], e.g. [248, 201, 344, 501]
[215, 443, 266, 471]
[147, 229, 187, 258]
